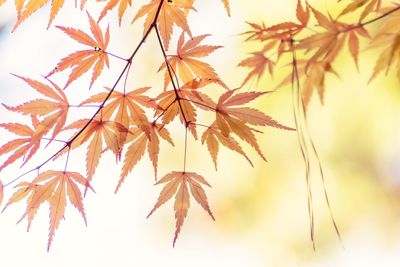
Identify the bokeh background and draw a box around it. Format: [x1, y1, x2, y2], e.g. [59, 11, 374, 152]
[0, 0, 400, 266]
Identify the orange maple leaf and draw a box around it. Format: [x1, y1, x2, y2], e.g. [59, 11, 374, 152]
[133, 0, 193, 50]
[4, 75, 69, 144]
[201, 123, 253, 170]
[117, 122, 174, 192]
[51, 12, 110, 89]
[98, 0, 132, 25]
[80, 87, 157, 134]
[153, 78, 222, 139]
[0, 116, 45, 171]
[61, 118, 129, 188]
[338, 0, 381, 21]
[159, 32, 224, 90]
[243, 0, 309, 43]
[154, 85, 211, 139]
[220, 0, 230, 16]
[213, 90, 295, 160]
[368, 8, 400, 82]
[297, 6, 369, 68]
[147, 171, 214, 247]
[238, 50, 275, 87]
[3, 171, 90, 251]
[11, 0, 86, 30]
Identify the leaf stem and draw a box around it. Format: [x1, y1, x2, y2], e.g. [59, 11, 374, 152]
[154, 26, 189, 126]
[183, 127, 188, 172]
[106, 51, 129, 62]
[360, 5, 400, 27]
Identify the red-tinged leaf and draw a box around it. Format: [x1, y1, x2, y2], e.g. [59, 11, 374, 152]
[5, 171, 89, 250]
[348, 31, 359, 70]
[6, 75, 69, 143]
[0, 117, 46, 171]
[296, 0, 310, 25]
[53, 13, 110, 89]
[239, 52, 275, 87]
[147, 171, 214, 247]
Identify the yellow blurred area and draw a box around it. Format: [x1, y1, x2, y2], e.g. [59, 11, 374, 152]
[0, 0, 400, 266]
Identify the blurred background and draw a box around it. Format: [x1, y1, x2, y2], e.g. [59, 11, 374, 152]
[0, 0, 400, 266]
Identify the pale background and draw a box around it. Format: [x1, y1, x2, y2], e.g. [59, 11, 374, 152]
[0, 0, 400, 266]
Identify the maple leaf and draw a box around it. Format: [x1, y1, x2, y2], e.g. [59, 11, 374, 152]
[243, 0, 309, 44]
[297, 6, 369, 69]
[147, 171, 214, 246]
[220, 0, 230, 16]
[275, 60, 340, 107]
[159, 32, 224, 90]
[51, 12, 110, 89]
[79, 87, 157, 142]
[3, 75, 69, 144]
[201, 123, 253, 170]
[241, 22, 271, 42]
[11, 0, 86, 30]
[368, 9, 400, 82]
[339, 0, 381, 21]
[211, 90, 295, 160]
[98, 0, 132, 25]
[117, 122, 174, 192]
[133, 0, 193, 50]
[301, 61, 339, 106]
[0, 116, 45, 171]
[154, 82, 214, 139]
[3, 171, 90, 250]
[61, 118, 129, 188]
[153, 78, 222, 139]
[238, 49, 275, 87]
